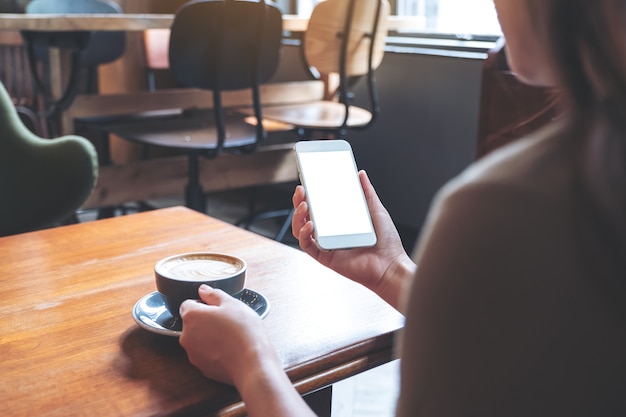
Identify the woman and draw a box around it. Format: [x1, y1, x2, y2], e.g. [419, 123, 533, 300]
[179, 0, 626, 415]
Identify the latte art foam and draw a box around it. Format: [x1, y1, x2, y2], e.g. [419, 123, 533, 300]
[168, 259, 240, 281]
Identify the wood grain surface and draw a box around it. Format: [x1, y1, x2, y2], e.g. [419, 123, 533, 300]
[0, 13, 419, 33]
[0, 207, 403, 416]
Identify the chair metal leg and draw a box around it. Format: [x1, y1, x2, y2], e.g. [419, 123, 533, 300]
[236, 202, 293, 243]
[274, 208, 294, 242]
[185, 152, 206, 212]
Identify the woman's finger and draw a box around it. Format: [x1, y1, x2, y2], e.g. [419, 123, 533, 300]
[297, 220, 321, 258]
[197, 285, 229, 305]
[292, 184, 306, 207]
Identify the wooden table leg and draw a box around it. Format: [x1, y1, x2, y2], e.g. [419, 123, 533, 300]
[303, 386, 333, 417]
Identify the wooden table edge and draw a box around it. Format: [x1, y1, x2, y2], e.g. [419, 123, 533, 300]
[214, 331, 400, 417]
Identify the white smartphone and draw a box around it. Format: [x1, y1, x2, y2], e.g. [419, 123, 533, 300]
[294, 140, 377, 250]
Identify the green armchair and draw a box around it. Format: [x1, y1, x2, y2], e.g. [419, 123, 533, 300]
[0, 81, 98, 236]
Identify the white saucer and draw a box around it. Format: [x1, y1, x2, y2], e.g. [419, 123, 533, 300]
[132, 289, 270, 337]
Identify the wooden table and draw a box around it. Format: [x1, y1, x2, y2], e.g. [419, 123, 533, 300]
[0, 13, 306, 32]
[0, 12, 420, 138]
[0, 13, 313, 135]
[0, 207, 403, 417]
[0, 13, 421, 33]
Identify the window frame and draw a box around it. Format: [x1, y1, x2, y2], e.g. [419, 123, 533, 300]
[288, 0, 500, 58]
[291, 0, 501, 41]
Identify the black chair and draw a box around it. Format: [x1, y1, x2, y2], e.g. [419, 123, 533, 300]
[85, 0, 284, 213]
[21, 0, 126, 137]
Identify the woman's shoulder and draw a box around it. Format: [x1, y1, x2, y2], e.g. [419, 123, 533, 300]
[403, 123, 626, 416]
[412, 121, 578, 275]
[447, 121, 573, 202]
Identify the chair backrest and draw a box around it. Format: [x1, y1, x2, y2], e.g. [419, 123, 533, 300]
[143, 28, 171, 91]
[476, 38, 558, 159]
[0, 81, 98, 236]
[304, 0, 389, 77]
[167, 0, 283, 153]
[25, 0, 126, 67]
[302, 0, 389, 131]
[143, 29, 171, 71]
[168, 0, 282, 91]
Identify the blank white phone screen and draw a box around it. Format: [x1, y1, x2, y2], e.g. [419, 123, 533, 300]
[298, 150, 373, 237]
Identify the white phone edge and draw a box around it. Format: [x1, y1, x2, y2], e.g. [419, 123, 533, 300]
[294, 140, 377, 251]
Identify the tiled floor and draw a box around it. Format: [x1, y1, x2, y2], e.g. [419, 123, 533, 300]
[80, 186, 400, 417]
[332, 360, 400, 417]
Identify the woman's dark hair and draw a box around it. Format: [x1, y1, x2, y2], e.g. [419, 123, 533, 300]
[532, 0, 626, 276]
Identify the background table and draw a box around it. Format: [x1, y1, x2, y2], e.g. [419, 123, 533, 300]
[0, 207, 403, 416]
[0, 13, 420, 32]
[0, 12, 419, 138]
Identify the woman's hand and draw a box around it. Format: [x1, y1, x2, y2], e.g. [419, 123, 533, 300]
[179, 285, 277, 386]
[292, 170, 416, 310]
[179, 286, 317, 417]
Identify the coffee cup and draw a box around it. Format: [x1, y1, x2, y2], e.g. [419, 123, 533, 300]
[155, 252, 247, 316]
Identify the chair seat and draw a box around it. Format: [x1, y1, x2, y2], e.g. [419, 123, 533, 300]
[92, 110, 259, 151]
[260, 101, 373, 129]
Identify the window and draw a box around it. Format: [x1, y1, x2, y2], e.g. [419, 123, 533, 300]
[400, 0, 500, 36]
[295, 0, 502, 38]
